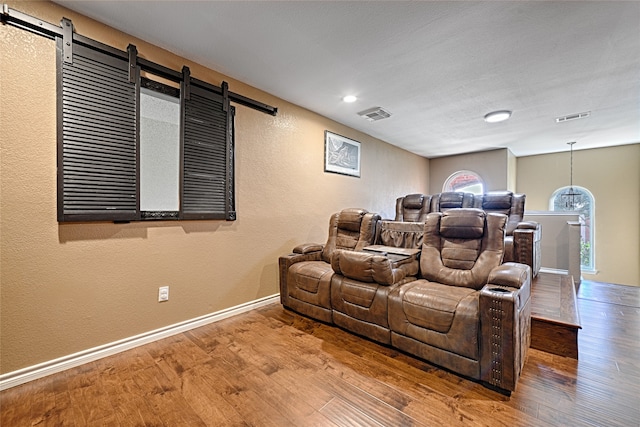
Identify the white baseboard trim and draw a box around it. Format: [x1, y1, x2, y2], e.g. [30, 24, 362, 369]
[539, 267, 570, 275]
[0, 294, 280, 391]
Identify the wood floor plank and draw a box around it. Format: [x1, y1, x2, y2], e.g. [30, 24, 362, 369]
[131, 363, 208, 426]
[96, 355, 166, 427]
[320, 397, 386, 427]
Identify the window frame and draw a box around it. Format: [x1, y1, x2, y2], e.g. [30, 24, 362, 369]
[442, 170, 485, 195]
[549, 185, 596, 271]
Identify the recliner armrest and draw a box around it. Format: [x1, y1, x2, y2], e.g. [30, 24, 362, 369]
[479, 262, 532, 392]
[487, 262, 531, 290]
[293, 243, 324, 254]
[515, 221, 541, 243]
[516, 221, 539, 231]
[514, 222, 541, 242]
[512, 226, 541, 277]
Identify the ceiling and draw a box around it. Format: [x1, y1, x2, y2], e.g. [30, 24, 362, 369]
[54, 1, 640, 158]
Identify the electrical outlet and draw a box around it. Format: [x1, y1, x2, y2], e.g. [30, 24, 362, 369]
[158, 286, 169, 302]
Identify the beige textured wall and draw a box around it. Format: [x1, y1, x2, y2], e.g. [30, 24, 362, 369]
[429, 148, 509, 194]
[0, 2, 429, 374]
[517, 144, 640, 286]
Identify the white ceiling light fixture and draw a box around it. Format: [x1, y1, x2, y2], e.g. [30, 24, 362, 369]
[342, 95, 357, 103]
[484, 110, 512, 123]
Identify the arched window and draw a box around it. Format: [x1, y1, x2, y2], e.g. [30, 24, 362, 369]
[549, 186, 595, 271]
[443, 170, 484, 194]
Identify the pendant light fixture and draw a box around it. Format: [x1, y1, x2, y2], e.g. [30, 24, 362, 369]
[561, 141, 581, 209]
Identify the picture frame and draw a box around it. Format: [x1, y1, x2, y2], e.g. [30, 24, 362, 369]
[324, 131, 361, 177]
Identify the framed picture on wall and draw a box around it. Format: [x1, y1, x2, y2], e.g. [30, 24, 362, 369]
[324, 131, 361, 177]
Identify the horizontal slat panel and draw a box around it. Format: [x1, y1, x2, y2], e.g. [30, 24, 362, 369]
[62, 77, 135, 103]
[182, 91, 229, 215]
[63, 97, 134, 119]
[62, 133, 135, 149]
[62, 161, 135, 174]
[60, 46, 137, 218]
[63, 145, 135, 161]
[63, 122, 135, 143]
[63, 149, 135, 164]
[184, 158, 225, 171]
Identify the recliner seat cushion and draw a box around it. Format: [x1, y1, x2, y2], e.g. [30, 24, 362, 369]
[388, 280, 480, 360]
[287, 261, 333, 308]
[334, 277, 379, 308]
[401, 281, 476, 333]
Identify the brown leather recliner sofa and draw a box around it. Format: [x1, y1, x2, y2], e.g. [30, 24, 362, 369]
[395, 191, 541, 277]
[279, 208, 531, 393]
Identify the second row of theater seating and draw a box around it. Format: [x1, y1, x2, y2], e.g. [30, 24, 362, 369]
[394, 191, 541, 277]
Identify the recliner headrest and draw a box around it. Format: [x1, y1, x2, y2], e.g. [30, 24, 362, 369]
[402, 194, 425, 209]
[337, 208, 367, 232]
[482, 191, 513, 210]
[439, 192, 465, 209]
[439, 208, 485, 239]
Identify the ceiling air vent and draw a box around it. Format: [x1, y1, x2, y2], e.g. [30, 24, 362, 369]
[555, 111, 590, 123]
[358, 107, 392, 122]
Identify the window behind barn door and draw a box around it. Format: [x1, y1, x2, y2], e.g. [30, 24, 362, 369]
[56, 37, 236, 223]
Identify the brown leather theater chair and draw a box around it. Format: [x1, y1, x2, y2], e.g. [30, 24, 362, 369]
[394, 193, 432, 222]
[430, 191, 475, 212]
[388, 208, 532, 392]
[474, 191, 541, 277]
[278, 208, 380, 323]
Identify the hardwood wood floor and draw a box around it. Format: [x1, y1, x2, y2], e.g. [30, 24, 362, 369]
[2, 279, 639, 426]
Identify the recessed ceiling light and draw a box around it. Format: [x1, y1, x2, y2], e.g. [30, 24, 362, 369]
[342, 95, 357, 103]
[484, 110, 512, 123]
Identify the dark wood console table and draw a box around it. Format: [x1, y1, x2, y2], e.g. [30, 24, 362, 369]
[530, 272, 581, 359]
